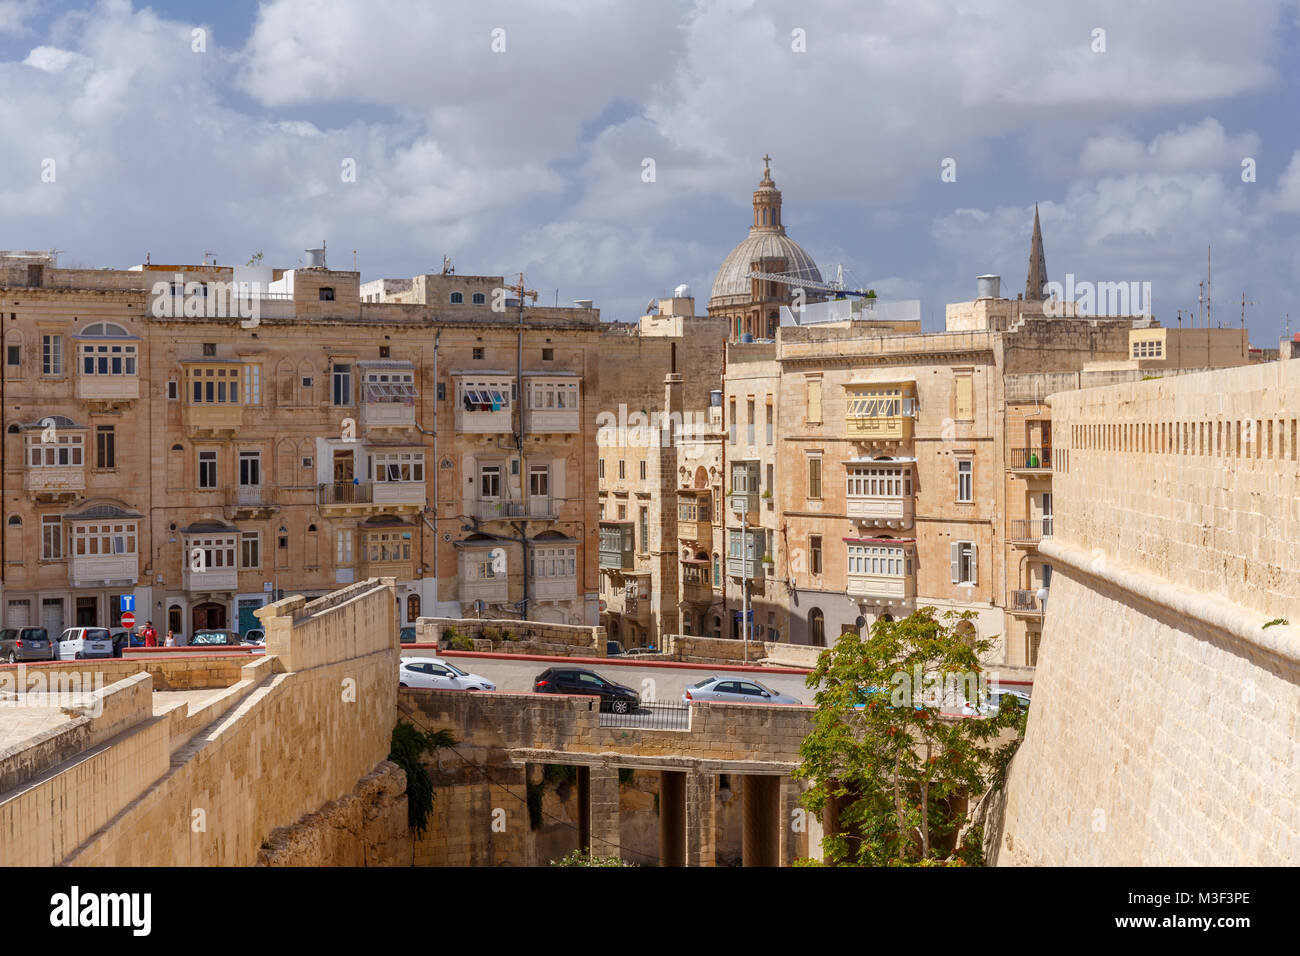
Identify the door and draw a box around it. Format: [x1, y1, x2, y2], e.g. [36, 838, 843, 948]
[76, 597, 97, 627]
[192, 601, 227, 630]
[237, 599, 263, 637]
[1042, 492, 1053, 536]
[168, 604, 183, 640]
[42, 598, 64, 637]
[333, 450, 354, 502]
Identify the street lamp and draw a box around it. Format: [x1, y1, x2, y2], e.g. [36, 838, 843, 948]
[1036, 586, 1049, 618]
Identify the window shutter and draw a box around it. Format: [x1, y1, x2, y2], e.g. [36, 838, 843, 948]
[955, 376, 973, 421]
[552, 458, 565, 503]
[950, 542, 960, 584]
[969, 543, 978, 585]
[807, 380, 822, 422]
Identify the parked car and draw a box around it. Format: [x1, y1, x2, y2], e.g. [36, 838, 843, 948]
[109, 629, 138, 658]
[399, 657, 496, 691]
[682, 675, 802, 706]
[533, 667, 640, 714]
[189, 629, 243, 648]
[606, 640, 625, 656]
[56, 627, 114, 660]
[622, 646, 659, 657]
[243, 628, 266, 645]
[962, 688, 1031, 718]
[399, 626, 417, 644]
[1, 626, 55, 664]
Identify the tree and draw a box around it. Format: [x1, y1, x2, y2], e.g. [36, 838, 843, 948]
[795, 609, 1025, 866]
[549, 850, 634, 867]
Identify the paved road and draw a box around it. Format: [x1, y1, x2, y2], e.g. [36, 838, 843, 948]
[436, 654, 817, 706]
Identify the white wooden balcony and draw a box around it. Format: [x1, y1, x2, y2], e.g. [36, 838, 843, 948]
[69, 553, 137, 588]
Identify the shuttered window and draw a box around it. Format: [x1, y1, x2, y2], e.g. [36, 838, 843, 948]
[955, 375, 974, 422]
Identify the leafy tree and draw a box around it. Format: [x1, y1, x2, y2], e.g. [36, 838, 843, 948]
[795, 609, 1025, 866]
[388, 721, 456, 837]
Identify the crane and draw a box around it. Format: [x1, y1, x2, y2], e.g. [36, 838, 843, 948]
[746, 263, 875, 299]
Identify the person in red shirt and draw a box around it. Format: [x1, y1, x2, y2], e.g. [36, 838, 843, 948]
[142, 621, 158, 647]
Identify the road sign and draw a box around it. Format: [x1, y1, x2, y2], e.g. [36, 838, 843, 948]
[263, 582, 273, 593]
[120, 594, 135, 612]
[121, 611, 136, 628]
[598, 600, 607, 613]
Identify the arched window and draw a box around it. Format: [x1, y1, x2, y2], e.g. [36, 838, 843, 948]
[809, 607, 825, 647]
[5, 514, 21, 564]
[955, 619, 976, 647]
[406, 593, 420, 621]
[80, 322, 130, 338]
[450, 292, 464, 304]
[471, 292, 485, 304]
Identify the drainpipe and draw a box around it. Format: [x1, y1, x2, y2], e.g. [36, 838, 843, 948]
[516, 294, 529, 620]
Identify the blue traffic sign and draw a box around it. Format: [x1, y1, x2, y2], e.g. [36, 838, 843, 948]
[120, 594, 135, 612]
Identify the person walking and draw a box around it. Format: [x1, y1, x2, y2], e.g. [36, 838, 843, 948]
[164, 629, 175, 647]
[142, 620, 158, 648]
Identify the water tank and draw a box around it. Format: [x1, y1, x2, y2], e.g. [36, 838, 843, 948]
[674, 283, 691, 298]
[740, 333, 754, 343]
[977, 274, 1001, 299]
[305, 247, 326, 268]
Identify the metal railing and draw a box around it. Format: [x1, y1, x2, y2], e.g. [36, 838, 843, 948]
[318, 481, 373, 505]
[1009, 589, 1042, 613]
[1010, 447, 1052, 469]
[597, 699, 690, 730]
[1010, 517, 1053, 542]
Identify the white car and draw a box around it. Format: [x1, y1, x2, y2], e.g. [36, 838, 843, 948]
[399, 656, 496, 691]
[56, 627, 114, 660]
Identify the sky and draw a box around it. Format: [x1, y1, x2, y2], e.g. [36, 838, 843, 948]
[2, 0, 1299, 343]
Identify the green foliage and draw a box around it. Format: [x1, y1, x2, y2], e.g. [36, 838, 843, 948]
[618, 767, 635, 786]
[388, 721, 456, 838]
[442, 626, 475, 652]
[543, 763, 578, 785]
[549, 850, 634, 867]
[795, 608, 1026, 866]
[1263, 618, 1289, 629]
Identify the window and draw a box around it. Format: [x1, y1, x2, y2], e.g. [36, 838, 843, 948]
[765, 401, 773, 445]
[807, 455, 822, 499]
[617, 504, 626, 520]
[450, 292, 464, 304]
[239, 450, 261, 486]
[436, 382, 446, 401]
[374, 451, 424, 482]
[362, 368, 416, 405]
[747, 398, 755, 445]
[379, 347, 390, 358]
[806, 379, 822, 423]
[190, 535, 237, 571]
[319, 287, 335, 301]
[527, 380, 579, 410]
[71, 522, 137, 557]
[618, 459, 626, 480]
[847, 543, 909, 577]
[479, 464, 501, 499]
[957, 460, 973, 502]
[472, 292, 486, 305]
[728, 399, 736, 444]
[951, 541, 978, 586]
[5, 344, 20, 368]
[202, 343, 217, 357]
[95, 426, 116, 470]
[542, 347, 554, 361]
[167, 381, 179, 400]
[78, 324, 137, 376]
[41, 515, 62, 560]
[531, 546, 576, 578]
[363, 530, 411, 564]
[809, 608, 825, 647]
[598, 459, 605, 479]
[810, 535, 822, 575]
[336, 530, 354, 565]
[240, 532, 260, 569]
[42, 335, 62, 375]
[529, 464, 549, 497]
[243, 364, 261, 405]
[639, 507, 649, 552]
[639, 460, 647, 481]
[198, 450, 218, 488]
[713, 555, 721, 588]
[188, 365, 242, 404]
[847, 466, 912, 497]
[27, 432, 83, 467]
[301, 375, 313, 388]
[472, 347, 484, 360]
[332, 364, 353, 406]
[458, 378, 510, 410]
[955, 375, 974, 422]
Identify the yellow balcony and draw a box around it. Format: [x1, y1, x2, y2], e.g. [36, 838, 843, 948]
[183, 403, 244, 438]
[846, 415, 914, 442]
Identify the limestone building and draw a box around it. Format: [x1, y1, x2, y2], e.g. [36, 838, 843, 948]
[0, 252, 603, 639]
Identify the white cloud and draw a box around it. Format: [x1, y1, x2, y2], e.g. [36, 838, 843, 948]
[1078, 118, 1262, 176]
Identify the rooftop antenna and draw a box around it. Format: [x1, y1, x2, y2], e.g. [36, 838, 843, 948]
[1198, 281, 1204, 328]
[1239, 291, 1255, 330]
[1176, 309, 1183, 328]
[1206, 245, 1212, 328]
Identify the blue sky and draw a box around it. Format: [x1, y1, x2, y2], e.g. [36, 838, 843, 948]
[2, 0, 1300, 343]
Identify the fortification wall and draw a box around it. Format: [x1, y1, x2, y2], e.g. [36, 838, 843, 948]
[997, 362, 1300, 865]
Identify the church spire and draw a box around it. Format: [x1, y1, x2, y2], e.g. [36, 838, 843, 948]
[1025, 203, 1048, 301]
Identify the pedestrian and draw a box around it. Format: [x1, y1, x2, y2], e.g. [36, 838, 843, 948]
[143, 620, 158, 648]
[165, 629, 175, 647]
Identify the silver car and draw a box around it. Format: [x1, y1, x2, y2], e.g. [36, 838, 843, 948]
[56, 627, 114, 660]
[682, 675, 802, 706]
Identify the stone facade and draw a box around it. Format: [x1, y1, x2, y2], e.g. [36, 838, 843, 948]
[997, 360, 1300, 864]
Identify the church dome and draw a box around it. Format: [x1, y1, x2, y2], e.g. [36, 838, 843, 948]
[708, 156, 822, 310]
